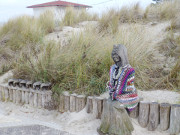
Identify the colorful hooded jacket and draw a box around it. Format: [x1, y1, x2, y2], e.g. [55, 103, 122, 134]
[109, 44, 139, 111]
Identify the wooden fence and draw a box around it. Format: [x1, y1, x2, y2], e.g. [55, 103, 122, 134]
[0, 84, 179, 134]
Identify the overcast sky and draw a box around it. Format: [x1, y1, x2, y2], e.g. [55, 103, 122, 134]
[0, 0, 153, 23]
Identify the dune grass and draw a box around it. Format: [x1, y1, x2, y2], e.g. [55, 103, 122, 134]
[13, 23, 155, 95]
[144, 0, 180, 21]
[61, 7, 98, 27]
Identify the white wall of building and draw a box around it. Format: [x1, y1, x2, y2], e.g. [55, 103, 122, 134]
[33, 6, 86, 21]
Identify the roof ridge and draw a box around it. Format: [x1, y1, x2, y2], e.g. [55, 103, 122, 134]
[27, 0, 92, 8]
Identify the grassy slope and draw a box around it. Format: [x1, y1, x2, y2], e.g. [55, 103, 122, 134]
[0, 1, 179, 95]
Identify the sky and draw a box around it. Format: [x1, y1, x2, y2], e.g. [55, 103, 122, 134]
[0, 0, 153, 23]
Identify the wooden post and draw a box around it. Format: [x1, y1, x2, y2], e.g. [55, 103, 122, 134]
[0, 86, 2, 101]
[4, 86, 9, 102]
[99, 98, 134, 135]
[76, 95, 86, 112]
[37, 93, 42, 108]
[93, 97, 103, 119]
[16, 90, 21, 104]
[21, 90, 25, 104]
[70, 93, 77, 112]
[148, 102, 159, 131]
[159, 103, 170, 131]
[138, 101, 150, 128]
[64, 93, 70, 112]
[129, 104, 139, 118]
[33, 93, 38, 107]
[25, 91, 29, 104]
[1, 86, 5, 101]
[41, 93, 46, 108]
[86, 96, 93, 113]
[59, 94, 65, 113]
[9, 88, 13, 102]
[29, 91, 34, 106]
[13, 89, 16, 103]
[169, 104, 180, 134]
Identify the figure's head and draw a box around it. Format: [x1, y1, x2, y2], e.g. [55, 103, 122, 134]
[111, 44, 129, 67]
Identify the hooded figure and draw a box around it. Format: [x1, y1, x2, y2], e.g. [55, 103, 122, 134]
[108, 44, 139, 111]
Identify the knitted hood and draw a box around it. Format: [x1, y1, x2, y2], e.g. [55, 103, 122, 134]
[111, 44, 129, 67]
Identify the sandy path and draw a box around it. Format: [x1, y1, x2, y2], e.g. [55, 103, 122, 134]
[0, 102, 100, 135]
[0, 101, 173, 135]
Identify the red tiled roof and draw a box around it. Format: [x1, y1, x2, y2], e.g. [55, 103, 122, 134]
[27, 1, 92, 8]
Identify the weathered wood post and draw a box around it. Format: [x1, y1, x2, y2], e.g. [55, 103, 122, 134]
[70, 93, 77, 112]
[16, 90, 21, 104]
[0, 86, 2, 101]
[9, 87, 13, 102]
[21, 90, 25, 104]
[29, 91, 34, 106]
[64, 92, 70, 112]
[169, 104, 180, 134]
[76, 95, 86, 112]
[4, 86, 9, 102]
[37, 92, 42, 108]
[138, 101, 150, 128]
[86, 96, 93, 113]
[93, 97, 103, 119]
[13, 89, 16, 103]
[25, 90, 29, 104]
[147, 102, 159, 131]
[1, 86, 5, 101]
[33, 92, 38, 107]
[129, 104, 139, 118]
[41, 92, 46, 108]
[59, 94, 65, 113]
[159, 103, 170, 131]
[99, 98, 134, 135]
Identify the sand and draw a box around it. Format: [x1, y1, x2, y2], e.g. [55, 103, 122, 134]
[0, 100, 176, 135]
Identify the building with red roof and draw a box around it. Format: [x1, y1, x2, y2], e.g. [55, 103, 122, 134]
[27, 1, 92, 20]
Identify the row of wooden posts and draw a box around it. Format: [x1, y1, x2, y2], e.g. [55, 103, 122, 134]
[0, 84, 104, 119]
[0, 84, 180, 134]
[129, 101, 180, 134]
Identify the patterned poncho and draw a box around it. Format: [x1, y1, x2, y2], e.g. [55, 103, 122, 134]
[109, 64, 139, 111]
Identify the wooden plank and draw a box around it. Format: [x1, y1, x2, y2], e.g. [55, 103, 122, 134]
[64, 93, 70, 112]
[4, 86, 9, 102]
[93, 97, 103, 119]
[138, 101, 150, 128]
[70, 93, 77, 112]
[15, 90, 21, 104]
[37, 93, 42, 108]
[9, 88, 13, 102]
[148, 102, 159, 131]
[169, 104, 180, 134]
[59, 94, 65, 113]
[129, 104, 139, 118]
[33, 93, 38, 107]
[13, 89, 16, 103]
[86, 96, 93, 113]
[159, 103, 170, 131]
[76, 95, 86, 112]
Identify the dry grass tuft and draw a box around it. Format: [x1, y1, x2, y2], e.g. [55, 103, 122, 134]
[144, 0, 180, 21]
[61, 7, 98, 27]
[14, 24, 155, 95]
[98, 3, 143, 34]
